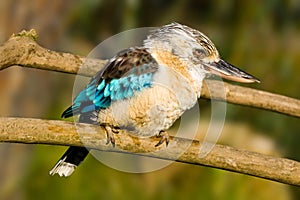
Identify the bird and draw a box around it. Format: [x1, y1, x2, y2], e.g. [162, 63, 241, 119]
[49, 22, 260, 177]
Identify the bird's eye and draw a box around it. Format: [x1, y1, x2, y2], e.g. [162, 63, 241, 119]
[193, 48, 208, 59]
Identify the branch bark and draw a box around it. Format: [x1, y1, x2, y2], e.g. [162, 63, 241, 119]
[0, 30, 300, 186]
[0, 117, 299, 186]
[0, 30, 299, 118]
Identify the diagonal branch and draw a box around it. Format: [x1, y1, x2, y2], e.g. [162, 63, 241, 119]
[0, 117, 299, 186]
[0, 30, 106, 76]
[0, 30, 299, 118]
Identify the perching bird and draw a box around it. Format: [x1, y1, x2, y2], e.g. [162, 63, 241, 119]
[49, 22, 259, 177]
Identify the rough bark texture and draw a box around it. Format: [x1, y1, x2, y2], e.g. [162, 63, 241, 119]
[0, 117, 299, 186]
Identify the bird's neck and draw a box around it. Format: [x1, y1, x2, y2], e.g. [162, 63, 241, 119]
[150, 49, 204, 98]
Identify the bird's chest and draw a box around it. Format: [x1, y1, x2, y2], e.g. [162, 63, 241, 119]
[97, 69, 198, 137]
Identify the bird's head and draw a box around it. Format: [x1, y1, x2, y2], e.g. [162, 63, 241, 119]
[144, 22, 260, 83]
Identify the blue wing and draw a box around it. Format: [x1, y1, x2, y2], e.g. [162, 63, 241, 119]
[61, 47, 158, 118]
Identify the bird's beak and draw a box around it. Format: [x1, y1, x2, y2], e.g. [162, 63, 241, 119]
[204, 59, 260, 83]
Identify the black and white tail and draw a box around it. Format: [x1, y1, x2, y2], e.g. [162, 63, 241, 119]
[49, 146, 89, 177]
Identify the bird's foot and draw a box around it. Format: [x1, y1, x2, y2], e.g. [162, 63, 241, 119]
[155, 131, 169, 147]
[103, 125, 119, 147]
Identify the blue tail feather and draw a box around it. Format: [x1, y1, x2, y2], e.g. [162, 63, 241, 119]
[61, 104, 80, 118]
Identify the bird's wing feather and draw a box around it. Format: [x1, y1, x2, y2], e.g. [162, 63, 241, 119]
[62, 47, 158, 118]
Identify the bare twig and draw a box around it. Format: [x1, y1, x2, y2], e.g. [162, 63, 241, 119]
[1, 30, 299, 117]
[0, 117, 299, 186]
[0, 29, 106, 76]
[201, 81, 300, 118]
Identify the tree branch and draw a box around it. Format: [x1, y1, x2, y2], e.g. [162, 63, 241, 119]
[0, 30, 300, 186]
[0, 117, 299, 186]
[0, 30, 299, 118]
[0, 30, 106, 76]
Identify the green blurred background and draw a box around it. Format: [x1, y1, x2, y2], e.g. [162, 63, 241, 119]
[0, 0, 299, 199]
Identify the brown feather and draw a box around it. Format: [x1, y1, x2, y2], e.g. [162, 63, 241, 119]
[101, 47, 158, 82]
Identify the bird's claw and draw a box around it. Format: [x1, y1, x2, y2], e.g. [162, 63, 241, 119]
[155, 131, 169, 147]
[103, 125, 119, 147]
